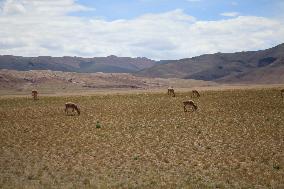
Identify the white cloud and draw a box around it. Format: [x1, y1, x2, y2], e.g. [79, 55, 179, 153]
[0, 0, 283, 60]
[220, 12, 240, 17]
[0, 0, 93, 16]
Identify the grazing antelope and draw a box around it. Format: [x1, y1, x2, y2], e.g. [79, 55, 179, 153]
[168, 87, 175, 97]
[31, 90, 38, 100]
[192, 90, 200, 98]
[183, 100, 198, 112]
[65, 102, 80, 115]
[281, 89, 284, 98]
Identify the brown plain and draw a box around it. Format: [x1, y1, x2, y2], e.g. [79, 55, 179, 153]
[0, 88, 283, 188]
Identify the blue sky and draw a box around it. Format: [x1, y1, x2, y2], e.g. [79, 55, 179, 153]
[0, 0, 283, 60]
[74, 0, 283, 20]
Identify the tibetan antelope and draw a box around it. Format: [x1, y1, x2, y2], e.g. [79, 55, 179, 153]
[192, 90, 200, 98]
[281, 89, 284, 98]
[31, 90, 38, 100]
[65, 102, 80, 115]
[183, 100, 198, 112]
[168, 87, 175, 97]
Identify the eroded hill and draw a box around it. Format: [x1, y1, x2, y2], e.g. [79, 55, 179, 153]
[0, 55, 156, 73]
[136, 43, 284, 84]
[0, 69, 216, 95]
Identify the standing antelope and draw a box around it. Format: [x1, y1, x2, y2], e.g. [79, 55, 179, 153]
[281, 89, 284, 98]
[168, 87, 175, 97]
[183, 100, 198, 112]
[31, 90, 38, 100]
[65, 102, 80, 115]
[192, 90, 200, 98]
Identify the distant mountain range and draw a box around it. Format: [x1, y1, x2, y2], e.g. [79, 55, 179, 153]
[136, 43, 284, 84]
[1, 43, 284, 84]
[0, 55, 156, 73]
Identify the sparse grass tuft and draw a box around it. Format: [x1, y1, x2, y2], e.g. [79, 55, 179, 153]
[96, 121, 101, 128]
[273, 164, 280, 170]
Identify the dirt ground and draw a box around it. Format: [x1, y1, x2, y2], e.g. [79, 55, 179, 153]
[0, 87, 283, 188]
[1, 83, 284, 98]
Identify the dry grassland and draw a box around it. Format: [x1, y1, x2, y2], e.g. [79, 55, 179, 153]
[0, 88, 283, 188]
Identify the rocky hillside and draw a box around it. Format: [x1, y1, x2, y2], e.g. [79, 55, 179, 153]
[136, 43, 284, 84]
[0, 55, 156, 73]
